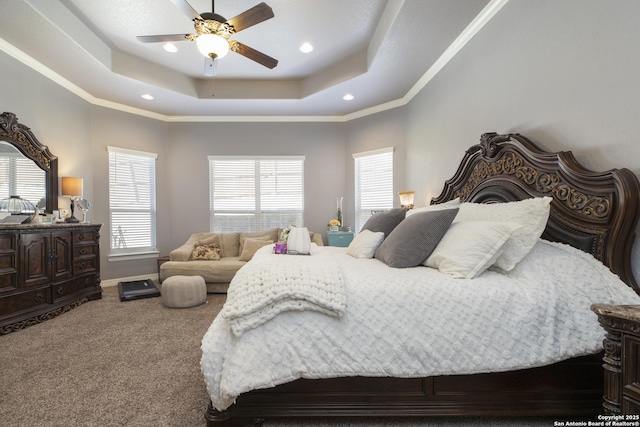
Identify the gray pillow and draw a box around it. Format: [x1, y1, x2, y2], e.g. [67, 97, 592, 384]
[374, 208, 459, 268]
[361, 208, 407, 237]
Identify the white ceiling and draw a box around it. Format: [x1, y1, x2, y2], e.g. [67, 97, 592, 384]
[0, 0, 496, 120]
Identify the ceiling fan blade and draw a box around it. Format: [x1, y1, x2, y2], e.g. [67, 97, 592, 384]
[232, 41, 278, 69]
[136, 34, 193, 43]
[226, 2, 274, 32]
[169, 0, 203, 21]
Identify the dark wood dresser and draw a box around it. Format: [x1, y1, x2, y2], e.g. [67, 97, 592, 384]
[591, 304, 640, 415]
[0, 223, 101, 334]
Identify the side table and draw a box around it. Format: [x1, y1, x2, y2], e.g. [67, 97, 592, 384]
[591, 304, 640, 415]
[327, 231, 354, 247]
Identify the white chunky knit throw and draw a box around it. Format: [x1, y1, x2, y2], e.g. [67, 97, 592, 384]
[221, 244, 346, 336]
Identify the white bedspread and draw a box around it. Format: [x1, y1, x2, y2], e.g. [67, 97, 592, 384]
[221, 244, 346, 336]
[201, 240, 640, 411]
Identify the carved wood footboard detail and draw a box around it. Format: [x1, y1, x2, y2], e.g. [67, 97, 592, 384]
[205, 355, 604, 426]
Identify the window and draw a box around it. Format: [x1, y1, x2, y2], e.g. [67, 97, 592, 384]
[108, 146, 158, 258]
[353, 147, 394, 232]
[0, 145, 46, 206]
[209, 156, 304, 233]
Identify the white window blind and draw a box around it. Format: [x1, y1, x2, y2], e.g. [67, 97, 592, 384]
[354, 147, 394, 232]
[108, 146, 158, 256]
[209, 156, 304, 233]
[0, 151, 46, 206]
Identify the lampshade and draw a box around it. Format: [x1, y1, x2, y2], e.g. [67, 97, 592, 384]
[61, 177, 83, 197]
[196, 34, 230, 59]
[398, 191, 415, 209]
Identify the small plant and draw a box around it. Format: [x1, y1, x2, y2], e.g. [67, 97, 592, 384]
[279, 225, 296, 242]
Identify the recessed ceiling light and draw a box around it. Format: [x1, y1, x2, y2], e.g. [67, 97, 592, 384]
[342, 93, 354, 101]
[299, 42, 314, 53]
[163, 43, 178, 53]
[141, 94, 154, 100]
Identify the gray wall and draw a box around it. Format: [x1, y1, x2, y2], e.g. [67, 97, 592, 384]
[2, 0, 640, 283]
[0, 47, 350, 280]
[0, 51, 92, 209]
[344, 106, 409, 214]
[398, 0, 640, 279]
[165, 121, 346, 247]
[90, 107, 170, 280]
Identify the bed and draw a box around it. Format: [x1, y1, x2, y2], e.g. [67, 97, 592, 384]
[201, 132, 640, 426]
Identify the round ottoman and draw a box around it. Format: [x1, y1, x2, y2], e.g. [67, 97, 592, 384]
[161, 275, 207, 308]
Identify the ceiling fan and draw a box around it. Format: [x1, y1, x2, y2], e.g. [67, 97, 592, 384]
[137, 0, 278, 75]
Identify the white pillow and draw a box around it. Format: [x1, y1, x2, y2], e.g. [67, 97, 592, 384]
[453, 197, 552, 271]
[346, 230, 385, 259]
[406, 198, 460, 217]
[425, 221, 520, 279]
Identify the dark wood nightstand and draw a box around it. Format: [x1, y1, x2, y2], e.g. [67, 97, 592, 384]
[157, 256, 170, 283]
[591, 304, 640, 415]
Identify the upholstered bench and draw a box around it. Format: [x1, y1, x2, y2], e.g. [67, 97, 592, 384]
[161, 275, 207, 308]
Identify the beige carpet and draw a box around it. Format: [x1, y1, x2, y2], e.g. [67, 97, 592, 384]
[0, 285, 222, 427]
[0, 285, 563, 427]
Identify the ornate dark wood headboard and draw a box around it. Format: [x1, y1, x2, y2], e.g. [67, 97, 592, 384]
[432, 132, 640, 292]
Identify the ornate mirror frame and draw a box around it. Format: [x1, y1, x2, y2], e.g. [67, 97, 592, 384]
[0, 112, 58, 212]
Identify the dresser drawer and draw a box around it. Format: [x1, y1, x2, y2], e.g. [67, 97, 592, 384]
[52, 275, 97, 302]
[73, 257, 97, 274]
[73, 244, 98, 258]
[73, 230, 98, 244]
[0, 235, 18, 292]
[0, 286, 50, 315]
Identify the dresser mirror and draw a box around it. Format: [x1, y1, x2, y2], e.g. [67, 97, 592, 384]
[0, 112, 58, 213]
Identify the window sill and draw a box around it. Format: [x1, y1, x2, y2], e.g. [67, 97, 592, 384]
[108, 251, 159, 262]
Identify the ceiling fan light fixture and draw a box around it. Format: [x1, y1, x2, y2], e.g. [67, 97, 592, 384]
[196, 33, 230, 59]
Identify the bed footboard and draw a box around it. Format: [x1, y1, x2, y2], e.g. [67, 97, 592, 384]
[205, 354, 604, 426]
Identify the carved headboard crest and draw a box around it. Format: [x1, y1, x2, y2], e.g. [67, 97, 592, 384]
[432, 132, 640, 291]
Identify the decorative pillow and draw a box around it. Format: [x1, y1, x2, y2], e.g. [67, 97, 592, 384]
[239, 232, 276, 255]
[453, 197, 552, 271]
[374, 208, 459, 268]
[239, 238, 274, 262]
[425, 221, 520, 279]
[197, 235, 220, 246]
[190, 243, 222, 261]
[361, 208, 407, 236]
[346, 229, 385, 259]
[196, 235, 222, 256]
[406, 198, 460, 218]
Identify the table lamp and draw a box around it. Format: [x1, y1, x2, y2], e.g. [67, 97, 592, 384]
[398, 191, 415, 209]
[61, 177, 83, 223]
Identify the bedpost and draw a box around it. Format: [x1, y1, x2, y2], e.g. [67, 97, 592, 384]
[591, 304, 631, 415]
[205, 402, 234, 426]
[205, 401, 264, 427]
